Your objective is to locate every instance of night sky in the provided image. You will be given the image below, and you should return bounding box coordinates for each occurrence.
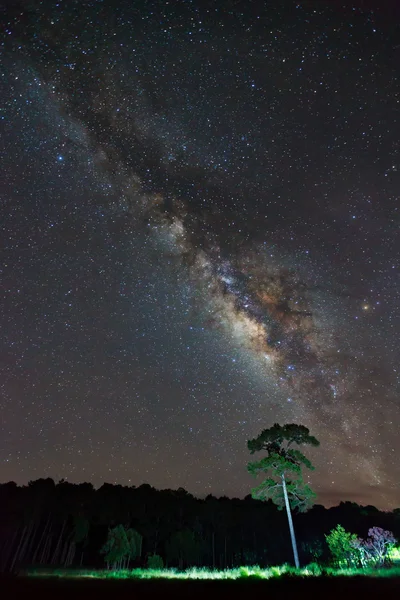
[1,1,399,509]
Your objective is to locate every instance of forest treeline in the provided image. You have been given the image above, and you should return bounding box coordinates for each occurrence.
[0,478,399,572]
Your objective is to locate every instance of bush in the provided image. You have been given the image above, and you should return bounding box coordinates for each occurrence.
[147,553,164,569]
[325,525,358,567]
[305,562,322,576]
[353,527,396,567]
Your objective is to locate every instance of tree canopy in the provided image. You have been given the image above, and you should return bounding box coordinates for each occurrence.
[247,423,320,511]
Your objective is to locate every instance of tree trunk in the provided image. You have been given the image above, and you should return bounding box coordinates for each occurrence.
[281,473,299,568]
[67,542,76,567]
[1,528,18,572]
[40,532,51,564]
[17,520,35,568]
[33,515,51,564]
[44,535,52,565]
[224,535,227,568]
[153,527,159,554]
[60,538,69,565]
[26,521,39,563]
[10,525,28,572]
[212,531,215,569]
[51,520,66,564]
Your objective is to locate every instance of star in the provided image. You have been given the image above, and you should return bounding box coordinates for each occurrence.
[0,0,399,510]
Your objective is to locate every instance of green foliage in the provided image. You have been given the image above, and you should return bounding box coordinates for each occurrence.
[389,545,400,563]
[304,562,322,576]
[147,554,164,569]
[325,525,358,567]
[100,525,141,569]
[248,423,320,456]
[126,528,142,561]
[250,473,316,512]
[247,423,319,510]
[100,525,130,568]
[238,566,263,579]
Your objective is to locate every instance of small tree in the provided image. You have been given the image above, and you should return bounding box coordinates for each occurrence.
[325,524,358,567]
[100,525,130,570]
[367,527,396,566]
[353,527,396,567]
[126,528,142,567]
[147,553,164,569]
[247,423,319,568]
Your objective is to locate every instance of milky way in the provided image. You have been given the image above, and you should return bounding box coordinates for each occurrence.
[1,1,399,508]
[153,202,330,387]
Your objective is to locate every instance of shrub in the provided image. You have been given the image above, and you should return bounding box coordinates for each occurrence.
[305,562,322,576]
[146,553,164,569]
[353,527,396,567]
[325,525,358,567]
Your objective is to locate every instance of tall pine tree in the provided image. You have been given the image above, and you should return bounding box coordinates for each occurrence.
[247,423,319,567]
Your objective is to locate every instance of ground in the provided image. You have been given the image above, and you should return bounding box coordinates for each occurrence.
[2,574,399,600]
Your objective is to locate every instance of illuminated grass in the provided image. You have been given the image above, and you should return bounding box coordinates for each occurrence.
[26,565,400,581]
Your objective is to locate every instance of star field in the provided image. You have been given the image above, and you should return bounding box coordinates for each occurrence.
[1,0,399,508]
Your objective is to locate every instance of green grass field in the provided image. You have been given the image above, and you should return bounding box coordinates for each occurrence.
[2,565,398,600]
[26,564,400,580]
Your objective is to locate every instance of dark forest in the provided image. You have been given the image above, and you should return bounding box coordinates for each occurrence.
[1,478,399,573]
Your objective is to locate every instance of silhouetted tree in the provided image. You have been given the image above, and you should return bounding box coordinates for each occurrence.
[0,477,399,572]
[165,529,203,569]
[126,528,142,567]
